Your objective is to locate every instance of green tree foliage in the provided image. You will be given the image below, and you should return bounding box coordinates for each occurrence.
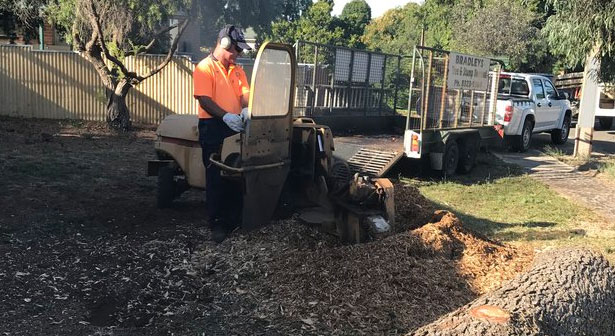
[362,3,422,54]
[218,0,296,40]
[544,0,615,82]
[0,0,46,42]
[452,0,541,70]
[269,0,344,46]
[420,0,453,49]
[0,0,45,27]
[280,0,312,21]
[362,0,555,72]
[296,0,344,44]
[339,0,371,48]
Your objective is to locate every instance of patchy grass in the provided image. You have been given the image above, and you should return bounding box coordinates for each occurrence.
[542,145,591,166]
[403,168,615,261]
[542,145,566,159]
[598,159,615,179]
[540,145,615,183]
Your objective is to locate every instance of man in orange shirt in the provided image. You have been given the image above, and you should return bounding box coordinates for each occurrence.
[193,25,252,243]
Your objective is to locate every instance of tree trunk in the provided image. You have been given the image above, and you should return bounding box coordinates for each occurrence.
[409,248,615,336]
[106,82,132,131]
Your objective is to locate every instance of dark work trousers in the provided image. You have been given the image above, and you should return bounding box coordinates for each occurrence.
[198,118,242,229]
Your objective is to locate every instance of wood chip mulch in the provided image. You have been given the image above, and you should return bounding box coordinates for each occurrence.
[0,117,534,335]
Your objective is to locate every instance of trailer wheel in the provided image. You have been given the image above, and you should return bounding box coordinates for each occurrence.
[157,166,176,209]
[598,117,613,130]
[457,139,478,174]
[442,141,459,177]
[513,120,533,152]
[551,115,570,145]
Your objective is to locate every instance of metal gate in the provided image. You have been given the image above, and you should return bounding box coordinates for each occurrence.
[405,46,502,131]
[293,41,407,117]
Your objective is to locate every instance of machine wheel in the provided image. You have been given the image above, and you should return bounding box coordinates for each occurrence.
[598,117,613,130]
[512,119,533,152]
[457,139,478,174]
[551,115,571,145]
[157,166,176,209]
[442,140,459,177]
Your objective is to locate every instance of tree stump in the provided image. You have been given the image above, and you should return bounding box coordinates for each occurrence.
[410,248,615,336]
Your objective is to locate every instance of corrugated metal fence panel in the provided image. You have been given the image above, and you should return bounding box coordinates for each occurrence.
[126,55,197,124]
[0,45,106,120]
[0,46,198,123]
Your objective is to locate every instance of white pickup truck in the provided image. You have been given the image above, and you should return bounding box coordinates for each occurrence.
[495,72,572,152]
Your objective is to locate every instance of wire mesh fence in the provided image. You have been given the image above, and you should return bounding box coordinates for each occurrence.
[406,46,502,131]
[293,41,405,118]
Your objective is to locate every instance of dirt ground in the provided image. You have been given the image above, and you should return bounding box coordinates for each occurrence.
[0,117,533,335]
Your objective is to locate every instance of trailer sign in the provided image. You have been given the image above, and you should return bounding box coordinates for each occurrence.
[447,52,490,91]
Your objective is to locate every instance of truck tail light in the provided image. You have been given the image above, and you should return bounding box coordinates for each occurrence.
[411,134,420,152]
[504,105,513,122]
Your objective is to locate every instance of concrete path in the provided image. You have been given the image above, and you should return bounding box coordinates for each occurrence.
[493,149,615,225]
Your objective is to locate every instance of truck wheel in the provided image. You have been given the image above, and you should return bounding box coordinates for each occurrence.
[598,117,613,130]
[551,115,571,145]
[457,139,478,174]
[513,120,533,152]
[157,166,176,209]
[442,141,459,177]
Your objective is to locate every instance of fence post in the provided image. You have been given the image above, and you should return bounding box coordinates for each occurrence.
[439,53,448,128]
[393,56,401,113]
[347,50,355,113]
[469,89,475,127]
[364,53,372,116]
[310,45,319,117]
[379,55,387,114]
[329,46,335,114]
[422,51,433,130]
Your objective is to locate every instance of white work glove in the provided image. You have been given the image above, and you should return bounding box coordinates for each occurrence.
[240,107,250,122]
[222,113,244,132]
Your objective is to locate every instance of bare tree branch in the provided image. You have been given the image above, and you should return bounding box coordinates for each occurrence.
[134,17,191,83]
[125,23,182,56]
[86,1,135,80]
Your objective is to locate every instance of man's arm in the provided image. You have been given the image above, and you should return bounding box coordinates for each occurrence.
[196,96,228,119]
[240,93,249,108]
[197,95,244,132]
[238,68,250,108]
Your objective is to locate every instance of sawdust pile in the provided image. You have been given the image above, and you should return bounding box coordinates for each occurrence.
[413,211,533,294]
[394,183,437,232]
[0,118,533,335]
[192,191,533,335]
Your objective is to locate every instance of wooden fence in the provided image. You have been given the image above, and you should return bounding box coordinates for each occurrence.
[0,45,198,124]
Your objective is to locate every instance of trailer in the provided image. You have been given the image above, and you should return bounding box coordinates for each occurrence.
[293,42,502,177]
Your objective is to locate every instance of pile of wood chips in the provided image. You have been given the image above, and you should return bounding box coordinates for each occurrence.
[0,118,533,335]
[192,184,534,335]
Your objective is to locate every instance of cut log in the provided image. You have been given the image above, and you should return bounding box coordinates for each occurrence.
[410,248,615,336]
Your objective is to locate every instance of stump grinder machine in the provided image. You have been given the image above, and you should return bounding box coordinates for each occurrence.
[147,42,395,243]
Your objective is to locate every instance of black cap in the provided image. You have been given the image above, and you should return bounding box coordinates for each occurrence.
[218,25,252,51]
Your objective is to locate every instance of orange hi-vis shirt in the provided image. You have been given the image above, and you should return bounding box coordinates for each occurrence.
[193,55,250,119]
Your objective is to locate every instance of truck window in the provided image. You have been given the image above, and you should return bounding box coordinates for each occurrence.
[498,77,529,96]
[532,79,545,99]
[544,80,557,98]
[498,77,511,94]
[600,92,615,109]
